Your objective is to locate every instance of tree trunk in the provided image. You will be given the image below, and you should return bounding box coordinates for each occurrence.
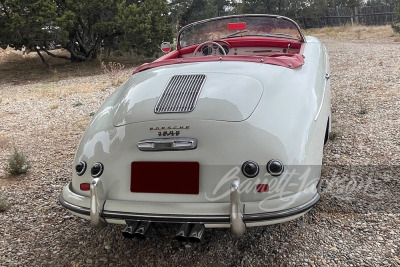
[65,39,87,62]
[35,47,49,67]
[41,48,71,60]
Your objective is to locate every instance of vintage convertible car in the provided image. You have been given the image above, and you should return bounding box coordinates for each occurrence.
[60,14,331,241]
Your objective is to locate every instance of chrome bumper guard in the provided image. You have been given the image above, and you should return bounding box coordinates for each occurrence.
[60,181,320,234]
[90,178,106,227]
[230,180,246,236]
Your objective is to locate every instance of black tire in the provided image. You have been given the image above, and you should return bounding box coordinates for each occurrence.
[324,118,330,145]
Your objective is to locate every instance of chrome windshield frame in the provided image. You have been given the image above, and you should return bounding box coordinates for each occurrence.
[177,14,306,49]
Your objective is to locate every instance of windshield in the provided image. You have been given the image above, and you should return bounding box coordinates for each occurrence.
[178,15,304,48]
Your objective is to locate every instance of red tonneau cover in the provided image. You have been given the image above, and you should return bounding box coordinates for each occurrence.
[134,54,304,74]
[133,37,305,74]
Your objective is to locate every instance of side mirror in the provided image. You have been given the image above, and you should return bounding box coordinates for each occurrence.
[161,42,171,53]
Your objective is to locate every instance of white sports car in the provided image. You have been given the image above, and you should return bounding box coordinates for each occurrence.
[60,14,331,241]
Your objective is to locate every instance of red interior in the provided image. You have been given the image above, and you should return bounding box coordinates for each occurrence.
[177,37,302,55]
[137,37,305,73]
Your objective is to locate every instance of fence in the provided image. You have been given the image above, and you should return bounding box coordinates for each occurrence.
[299,5,395,28]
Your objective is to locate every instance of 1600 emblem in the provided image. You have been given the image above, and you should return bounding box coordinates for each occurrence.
[150,126,189,137]
[158,131,180,137]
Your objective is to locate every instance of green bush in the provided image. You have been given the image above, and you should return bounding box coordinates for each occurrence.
[0,190,10,212]
[4,147,31,176]
[392,23,400,34]
[393,1,400,34]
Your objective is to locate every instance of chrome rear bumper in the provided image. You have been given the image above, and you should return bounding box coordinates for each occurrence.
[59,180,320,236]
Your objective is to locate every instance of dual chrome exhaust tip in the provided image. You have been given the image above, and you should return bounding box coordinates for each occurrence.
[122,180,246,241]
[122,221,206,243]
[122,221,152,240]
[175,223,205,243]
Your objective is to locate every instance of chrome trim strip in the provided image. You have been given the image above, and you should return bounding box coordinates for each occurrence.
[230,180,246,236]
[59,194,90,215]
[244,193,320,221]
[314,73,330,121]
[102,210,229,223]
[90,178,106,227]
[60,193,320,224]
[137,137,197,151]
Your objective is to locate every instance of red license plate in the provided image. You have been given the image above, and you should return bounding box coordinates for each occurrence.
[131,162,199,194]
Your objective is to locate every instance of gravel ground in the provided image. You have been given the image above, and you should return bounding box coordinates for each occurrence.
[0,37,399,266]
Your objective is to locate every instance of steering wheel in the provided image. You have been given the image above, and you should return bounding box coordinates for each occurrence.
[193,41,227,57]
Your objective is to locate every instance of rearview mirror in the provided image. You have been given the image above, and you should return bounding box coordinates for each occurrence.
[161,42,171,53]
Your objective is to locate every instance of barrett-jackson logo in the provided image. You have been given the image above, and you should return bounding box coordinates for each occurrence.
[150,126,190,131]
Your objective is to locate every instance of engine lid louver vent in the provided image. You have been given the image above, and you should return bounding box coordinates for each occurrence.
[155,74,206,113]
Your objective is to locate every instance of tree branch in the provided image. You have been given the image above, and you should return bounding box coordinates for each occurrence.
[65,45,87,62]
[0,0,10,18]
[74,32,90,55]
[40,48,71,60]
[35,47,49,67]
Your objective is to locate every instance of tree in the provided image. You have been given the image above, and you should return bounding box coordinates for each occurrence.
[116,0,173,57]
[170,0,231,27]
[179,0,218,25]
[240,0,296,15]
[0,0,12,48]
[392,0,400,33]
[0,0,60,65]
[0,0,173,65]
[56,0,120,62]
[328,0,363,8]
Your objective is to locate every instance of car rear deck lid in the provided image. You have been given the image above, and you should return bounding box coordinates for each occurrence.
[112,70,264,126]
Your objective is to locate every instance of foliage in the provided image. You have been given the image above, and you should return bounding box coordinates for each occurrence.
[392,0,400,33]
[169,0,229,27]
[4,147,31,176]
[0,0,173,64]
[241,0,290,14]
[329,0,363,8]
[0,190,10,212]
[116,0,173,57]
[179,0,218,26]
[56,0,119,61]
[0,0,59,56]
[0,0,392,64]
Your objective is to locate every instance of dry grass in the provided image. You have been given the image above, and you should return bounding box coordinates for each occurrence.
[0,47,139,102]
[304,24,397,40]
[0,48,103,85]
[0,47,142,86]
[76,117,92,131]
[31,81,109,98]
[0,133,12,151]
[101,61,128,86]
[0,189,10,212]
